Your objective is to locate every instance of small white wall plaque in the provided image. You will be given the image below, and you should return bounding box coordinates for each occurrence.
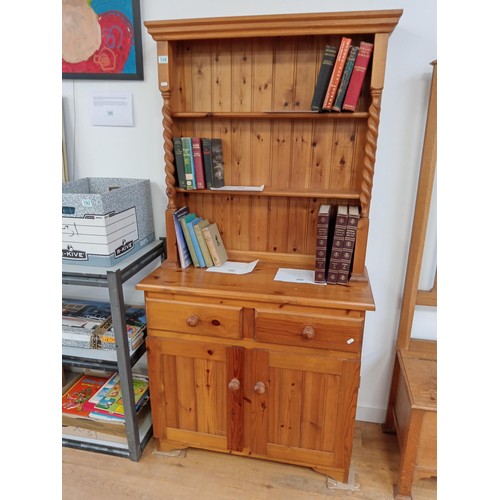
[89,90,134,127]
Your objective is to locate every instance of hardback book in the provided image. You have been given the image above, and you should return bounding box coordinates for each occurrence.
[181,137,196,189]
[180,212,200,267]
[83,372,119,413]
[327,205,349,284]
[310,45,338,111]
[342,41,374,112]
[187,216,206,267]
[202,222,228,266]
[92,375,149,418]
[191,137,206,189]
[211,138,225,188]
[173,137,187,189]
[322,37,352,110]
[173,205,193,268]
[62,374,111,418]
[332,45,359,112]
[314,204,334,283]
[193,219,214,267]
[337,205,360,285]
[201,138,214,189]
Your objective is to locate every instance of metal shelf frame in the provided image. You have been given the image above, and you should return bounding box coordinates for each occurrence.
[62,240,165,461]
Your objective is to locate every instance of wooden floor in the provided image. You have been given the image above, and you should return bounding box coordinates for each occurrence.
[62,421,436,499]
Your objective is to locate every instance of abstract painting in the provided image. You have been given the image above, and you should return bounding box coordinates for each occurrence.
[62,0,143,80]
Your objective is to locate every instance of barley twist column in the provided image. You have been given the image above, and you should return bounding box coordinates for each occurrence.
[161,89,177,210]
[360,89,382,218]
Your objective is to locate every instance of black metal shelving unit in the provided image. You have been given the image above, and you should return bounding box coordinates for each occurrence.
[62,239,165,461]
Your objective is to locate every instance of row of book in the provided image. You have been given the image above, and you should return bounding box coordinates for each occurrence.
[174,137,225,190]
[62,299,147,353]
[62,371,149,423]
[173,206,228,269]
[311,38,374,113]
[314,204,360,285]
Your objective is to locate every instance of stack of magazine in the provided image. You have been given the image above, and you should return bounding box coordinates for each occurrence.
[62,299,146,353]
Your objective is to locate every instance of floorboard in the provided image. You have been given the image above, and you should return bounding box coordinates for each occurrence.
[62,421,436,499]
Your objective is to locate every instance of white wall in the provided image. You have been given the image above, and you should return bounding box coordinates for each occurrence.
[61,0,437,423]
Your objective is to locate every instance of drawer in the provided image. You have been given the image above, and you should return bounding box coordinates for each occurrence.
[255,309,363,352]
[146,298,242,339]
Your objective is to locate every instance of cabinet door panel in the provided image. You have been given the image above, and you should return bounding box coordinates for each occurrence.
[147,337,228,451]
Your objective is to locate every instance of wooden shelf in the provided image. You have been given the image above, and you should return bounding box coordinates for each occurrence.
[172,111,369,120]
[176,188,361,199]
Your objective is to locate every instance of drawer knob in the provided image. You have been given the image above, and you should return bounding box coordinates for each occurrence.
[301,325,315,340]
[186,315,199,327]
[228,378,241,391]
[253,381,266,395]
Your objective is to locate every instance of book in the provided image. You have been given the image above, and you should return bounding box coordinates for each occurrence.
[201,138,214,189]
[314,204,334,283]
[332,45,359,112]
[202,222,228,266]
[322,37,352,110]
[327,205,349,284]
[173,205,193,268]
[191,137,206,189]
[310,45,338,111]
[181,137,196,189]
[179,212,200,267]
[211,138,225,188]
[193,219,214,267]
[342,41,374,112]
[173,137,187,188]
[187,216,206,267]
[337,205,360,285]
[83,372,120,413]
[92,375,149,418]
[62,374,111,418]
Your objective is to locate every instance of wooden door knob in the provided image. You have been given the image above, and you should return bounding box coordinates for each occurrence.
[186,315,199,327]
[301,325,315,339]
[228,378,241,391]
[253,381,266,394]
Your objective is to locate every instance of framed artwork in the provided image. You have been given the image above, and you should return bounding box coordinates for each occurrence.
[62,0,143,80]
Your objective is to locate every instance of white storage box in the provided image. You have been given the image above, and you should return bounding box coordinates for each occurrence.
[62,177,155,266]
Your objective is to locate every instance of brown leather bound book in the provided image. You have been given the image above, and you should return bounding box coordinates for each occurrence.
[314,204,334,283]
[342,41,374,112]
[322,37,352,110]
[326,205,349,284]
[337,205,360,285]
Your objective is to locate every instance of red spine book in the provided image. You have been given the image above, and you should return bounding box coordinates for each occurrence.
[322,37,352,110]
[326,205,348,284]
[191,137,206,189]
[337,205,360,285]
[342,41,374,112]
[314,204,334,283]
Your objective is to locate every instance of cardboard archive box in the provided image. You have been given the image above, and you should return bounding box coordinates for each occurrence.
[62,177,155,267]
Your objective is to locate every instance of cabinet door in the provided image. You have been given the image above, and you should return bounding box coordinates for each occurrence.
[147,336,232,452]
[244,348,360,477]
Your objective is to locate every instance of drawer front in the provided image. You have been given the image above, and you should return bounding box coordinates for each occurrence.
[147,298,242,339]
[255,310,363,352]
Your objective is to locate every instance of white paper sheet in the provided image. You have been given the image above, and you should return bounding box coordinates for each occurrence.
[274,268,327,285]
[206,260,259,275]
[209,185,264,191]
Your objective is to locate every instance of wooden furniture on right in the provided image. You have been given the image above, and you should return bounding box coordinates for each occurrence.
[383,61,437,500]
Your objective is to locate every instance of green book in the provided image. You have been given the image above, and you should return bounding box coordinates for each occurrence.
[193,219,214,267]
[332,45,359,112]
[179,213,200,266]
[173,137,187,188]
[181,137,196,189]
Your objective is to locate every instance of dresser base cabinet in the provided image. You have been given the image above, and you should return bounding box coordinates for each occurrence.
[138,264,374,483]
